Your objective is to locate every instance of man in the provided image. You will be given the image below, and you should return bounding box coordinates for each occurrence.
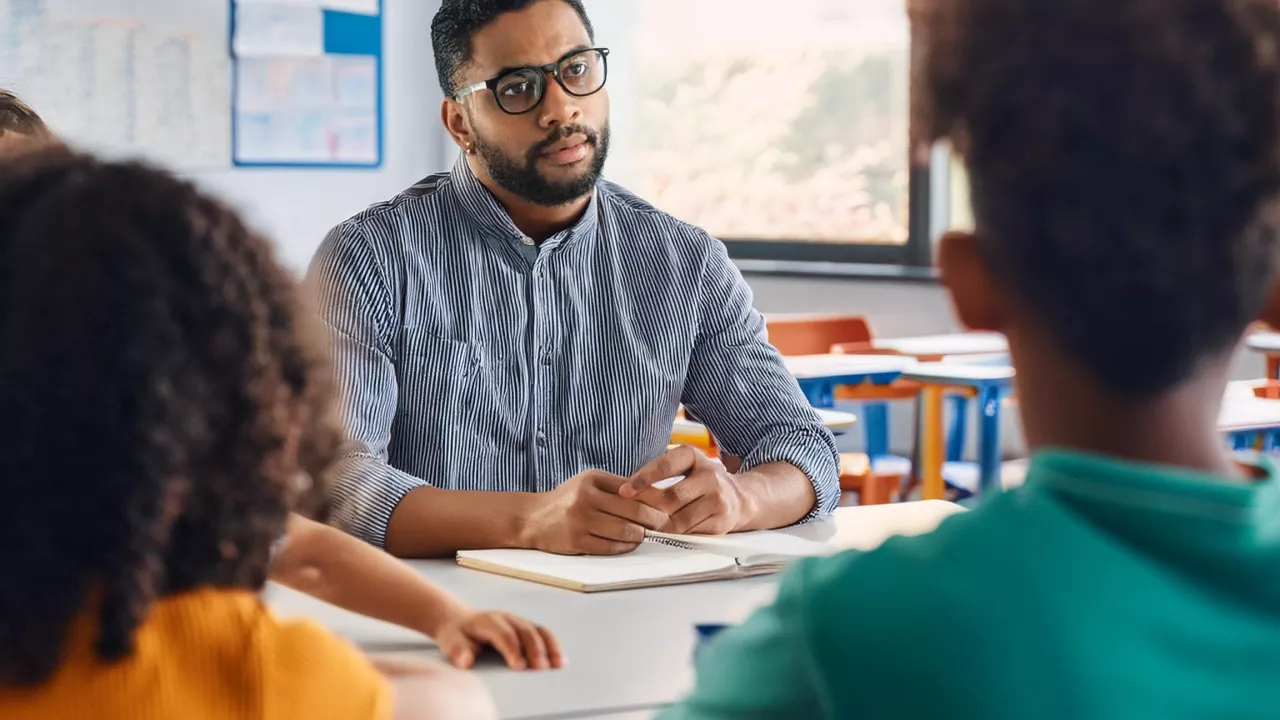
[308,0,840,558]
[663,0,1280,717]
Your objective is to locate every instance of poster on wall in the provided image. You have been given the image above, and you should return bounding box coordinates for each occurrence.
[230,0,382,167]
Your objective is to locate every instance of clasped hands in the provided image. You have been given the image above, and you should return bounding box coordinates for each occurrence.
[520,445,757,556]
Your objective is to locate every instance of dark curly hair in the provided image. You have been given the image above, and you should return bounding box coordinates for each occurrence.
[919,0,1280,395]
[432,0,594,96]
[0,148,344,686]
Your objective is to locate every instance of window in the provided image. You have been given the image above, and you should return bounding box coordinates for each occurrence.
[603,0,929,267]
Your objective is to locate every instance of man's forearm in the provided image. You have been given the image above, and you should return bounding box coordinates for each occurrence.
[384,486,540,558]
[735,462,819,531]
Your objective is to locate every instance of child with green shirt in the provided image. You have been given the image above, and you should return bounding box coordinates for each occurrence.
[662,0,1280,717]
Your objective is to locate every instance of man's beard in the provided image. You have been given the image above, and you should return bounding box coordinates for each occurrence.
[473,123,611,207]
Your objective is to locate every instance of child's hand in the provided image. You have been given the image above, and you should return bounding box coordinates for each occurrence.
[435,611,564,671]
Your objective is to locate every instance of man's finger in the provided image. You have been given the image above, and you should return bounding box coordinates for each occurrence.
[581,534,641,556]
[620,445,701,498]
[584,511,647,544]
[590,487,670,529]
[583,470,631,495]
[664,494,722,535]
[633,468,714,515]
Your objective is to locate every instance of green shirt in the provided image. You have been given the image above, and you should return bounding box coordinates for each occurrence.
[662,450,1280,719]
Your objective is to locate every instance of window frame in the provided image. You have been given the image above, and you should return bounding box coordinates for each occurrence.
[701,0,935,270]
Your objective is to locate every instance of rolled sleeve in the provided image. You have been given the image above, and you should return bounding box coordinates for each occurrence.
[307,221,425,547]
[680,235,841,521]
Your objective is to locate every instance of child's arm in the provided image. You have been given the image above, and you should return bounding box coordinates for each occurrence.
[272,514,563,670]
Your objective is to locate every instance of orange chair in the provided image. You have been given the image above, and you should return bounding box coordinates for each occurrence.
[766,314,914,505]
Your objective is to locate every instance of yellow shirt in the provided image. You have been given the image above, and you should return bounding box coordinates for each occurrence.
[0,588,391,719]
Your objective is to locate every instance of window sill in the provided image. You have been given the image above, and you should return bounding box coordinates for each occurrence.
[733,259,940,283]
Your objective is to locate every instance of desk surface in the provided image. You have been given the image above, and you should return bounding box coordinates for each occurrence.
[674,408,857,436]
[1218,392,1280,432]
[875,332,1009,358]
[784,353,914,380]
[269,501,965,720]
[1246,331,1280,353]
[901,362,1017,385]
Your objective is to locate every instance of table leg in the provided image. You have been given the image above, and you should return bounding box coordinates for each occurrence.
[864,402,890,459]
[978,385,1002,495]
[920,385,945,500]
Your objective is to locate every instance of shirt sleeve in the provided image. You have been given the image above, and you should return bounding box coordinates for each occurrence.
[679,235,841,521]
[267,617,393,719]
[307,221,427,548]
[657,561,828,720]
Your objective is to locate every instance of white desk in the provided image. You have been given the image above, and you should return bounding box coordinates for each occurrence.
[674,408,857,437]
[874,332,1008,359]
[1246,331,1280,353]
[783,353,914,380]
[268,501,965,720]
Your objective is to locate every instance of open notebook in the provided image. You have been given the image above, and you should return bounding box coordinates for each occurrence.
[456,530,833,593]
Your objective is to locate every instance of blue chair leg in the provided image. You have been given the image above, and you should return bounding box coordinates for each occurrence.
[946,395,969,462]
[863,401,890,461]
[977,386,1002,495]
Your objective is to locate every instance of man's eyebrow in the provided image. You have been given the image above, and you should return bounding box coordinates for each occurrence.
[490,45,592,80]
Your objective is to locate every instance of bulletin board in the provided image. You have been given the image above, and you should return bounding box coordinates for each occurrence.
[229,0,383,168]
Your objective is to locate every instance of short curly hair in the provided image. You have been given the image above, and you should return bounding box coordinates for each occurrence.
[919,0,1280,395]
[0,149,344,686]
[431,0,594,96]
[0,90,49,139]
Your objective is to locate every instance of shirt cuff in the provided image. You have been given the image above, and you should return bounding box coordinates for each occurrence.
[327,454,426,548]
[740,427,842,523]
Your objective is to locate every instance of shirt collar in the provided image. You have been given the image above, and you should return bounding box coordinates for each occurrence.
[1026,448,1280,546]
[449,157,600,250]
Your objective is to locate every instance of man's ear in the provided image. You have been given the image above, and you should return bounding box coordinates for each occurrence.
[937,230,1004,332]
[441,99,473,153]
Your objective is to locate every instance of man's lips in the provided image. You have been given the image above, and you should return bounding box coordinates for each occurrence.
[541,135,591,165]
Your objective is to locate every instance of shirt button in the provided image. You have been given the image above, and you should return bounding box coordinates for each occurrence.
[539,348,553,365]
[520,235,535,247]
[536,430,548,448]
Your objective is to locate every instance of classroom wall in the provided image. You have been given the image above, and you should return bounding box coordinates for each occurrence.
[193,0,444,273]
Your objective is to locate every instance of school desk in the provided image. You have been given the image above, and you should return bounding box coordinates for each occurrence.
[1246,331,1280,379]
[869,332,1009,360]
[671,408,858,449]
[1218,385,1280,451]
[900,363,1017,501]
[268,501,965,720]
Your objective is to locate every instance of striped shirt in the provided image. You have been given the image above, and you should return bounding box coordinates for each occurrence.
[308,159,841,547]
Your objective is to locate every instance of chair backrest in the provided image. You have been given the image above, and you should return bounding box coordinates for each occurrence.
[765,314,873,356]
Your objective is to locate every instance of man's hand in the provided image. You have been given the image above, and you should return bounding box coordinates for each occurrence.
[520,470,670,555]
[620,445,758,535]
[434,610,564,671]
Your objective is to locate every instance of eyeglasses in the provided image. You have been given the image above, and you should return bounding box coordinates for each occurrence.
[453,48,610,116]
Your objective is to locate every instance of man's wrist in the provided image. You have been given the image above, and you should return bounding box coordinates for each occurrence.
[509,492,544,550]
[728,469,764,531]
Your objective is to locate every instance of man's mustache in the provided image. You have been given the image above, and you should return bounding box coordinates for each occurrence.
[533,125,599,155]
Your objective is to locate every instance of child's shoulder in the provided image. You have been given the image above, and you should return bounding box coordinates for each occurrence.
[262,611,393,719]
[785,491,1058,658]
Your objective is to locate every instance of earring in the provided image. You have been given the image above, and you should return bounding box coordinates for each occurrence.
[465,143,474,155]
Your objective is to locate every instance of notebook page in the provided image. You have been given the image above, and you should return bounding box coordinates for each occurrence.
[457,542,736,588]
[647,529,832,563]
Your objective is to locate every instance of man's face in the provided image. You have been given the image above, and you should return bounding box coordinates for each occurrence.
[456,0,611,206]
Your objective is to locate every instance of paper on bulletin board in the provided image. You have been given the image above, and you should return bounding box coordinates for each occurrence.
[233,2,324,57]
[321,0,378,14]
[234,55,378,165]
